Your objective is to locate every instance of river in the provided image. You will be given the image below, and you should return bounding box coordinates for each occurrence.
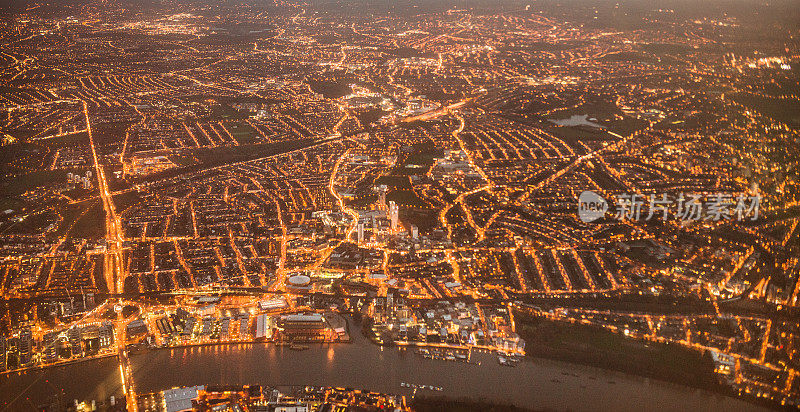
[0,317,771,412]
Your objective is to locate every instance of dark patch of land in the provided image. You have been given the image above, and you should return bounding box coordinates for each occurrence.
[138,138,319,184]
[514,312,722,391]
[308,80,352,99]
[731,93,800,128]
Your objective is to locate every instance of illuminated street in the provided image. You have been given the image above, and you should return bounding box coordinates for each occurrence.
[0,0,798,410]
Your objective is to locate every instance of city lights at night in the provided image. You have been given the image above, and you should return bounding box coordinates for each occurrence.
[0,0,798,410]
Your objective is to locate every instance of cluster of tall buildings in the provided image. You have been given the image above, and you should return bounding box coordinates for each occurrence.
[355,184,401,244]
[376,185,399,230]
[66,171,93,189]
[355,201,412,244]
[1,321,114,371]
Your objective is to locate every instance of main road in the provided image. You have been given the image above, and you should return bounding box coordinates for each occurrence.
[83,100,137,411]
[83,100,125,295]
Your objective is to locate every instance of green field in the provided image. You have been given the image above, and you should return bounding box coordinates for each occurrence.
[226,122,260,145]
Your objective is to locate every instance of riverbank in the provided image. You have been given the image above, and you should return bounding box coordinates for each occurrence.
[516,312,719,389]
[0,351,117,378]
[0,316,777,411]
[514,311,780,411]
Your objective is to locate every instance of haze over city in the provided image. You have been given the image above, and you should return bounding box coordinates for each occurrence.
[0,0,798,411]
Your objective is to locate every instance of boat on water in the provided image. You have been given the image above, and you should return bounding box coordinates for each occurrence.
[498,355,517,367]
[289,344,309,351]
[400,383,442,392]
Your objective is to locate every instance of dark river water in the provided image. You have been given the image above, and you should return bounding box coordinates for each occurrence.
[0,317,771,412]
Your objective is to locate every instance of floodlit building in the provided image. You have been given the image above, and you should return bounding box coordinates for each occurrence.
[277,313,329,342]
[357,221,365,243]
[162,385,204,412]
[389,201,399,230]
[255,314,274,340]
